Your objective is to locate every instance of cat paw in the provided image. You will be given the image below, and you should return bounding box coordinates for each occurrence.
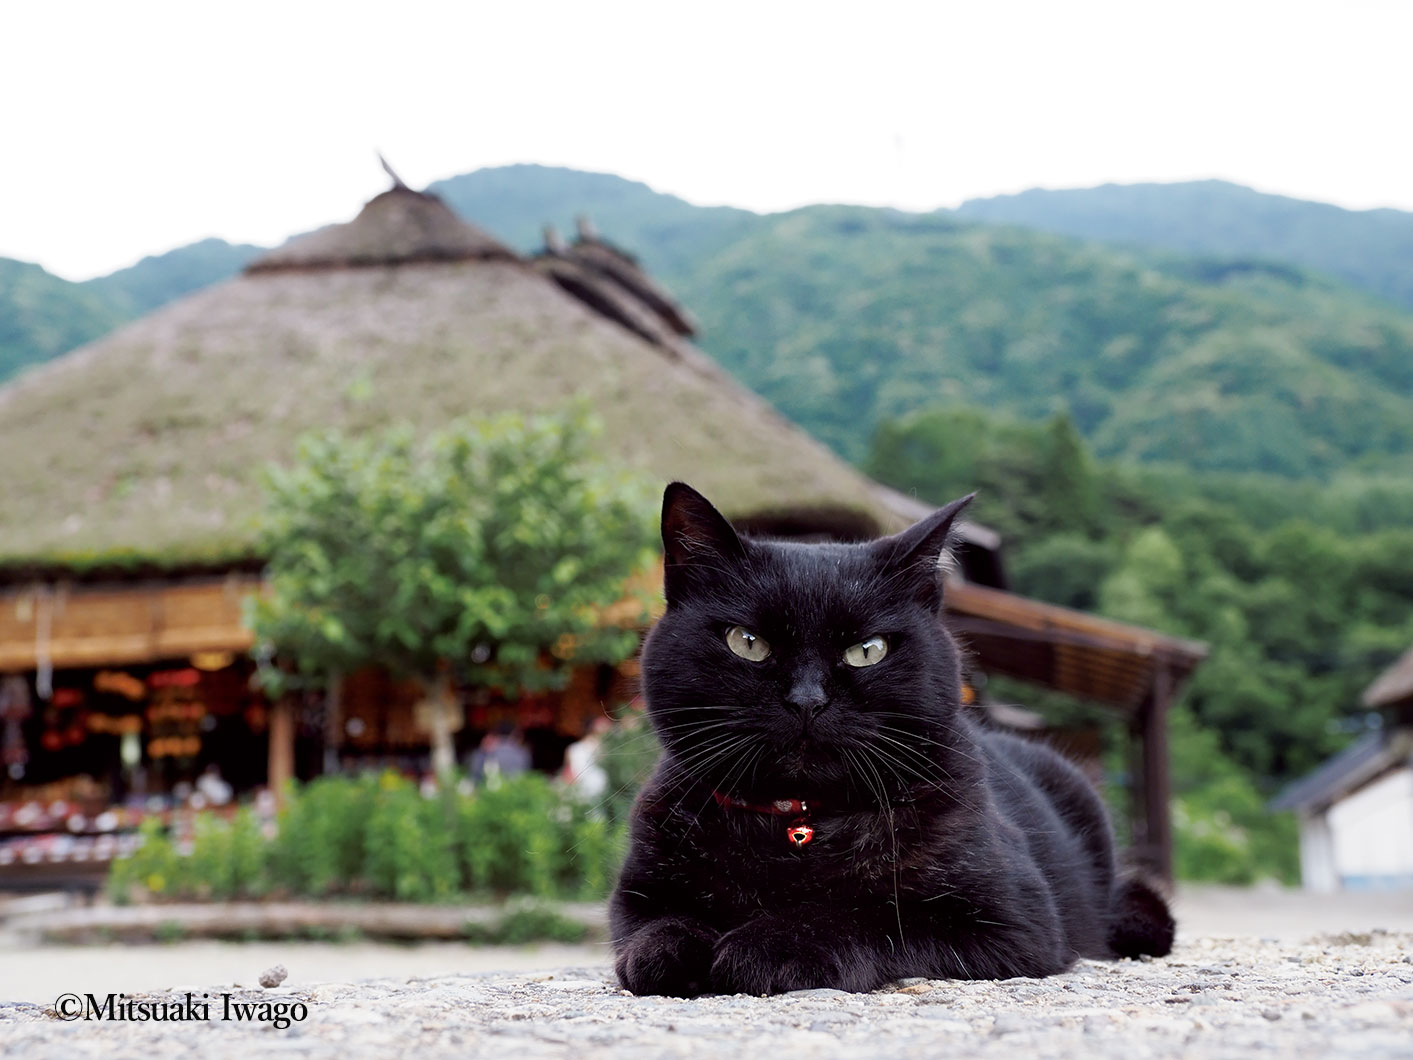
[615,917,718,997]
[710,917,854,995]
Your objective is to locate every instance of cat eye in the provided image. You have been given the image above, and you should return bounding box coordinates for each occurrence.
[844,635,888,668]
[725,625,771,662]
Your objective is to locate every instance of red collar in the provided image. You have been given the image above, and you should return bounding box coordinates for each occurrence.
[712,790,812,816]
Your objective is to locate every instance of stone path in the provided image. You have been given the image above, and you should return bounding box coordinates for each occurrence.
[3,932,1411,1059]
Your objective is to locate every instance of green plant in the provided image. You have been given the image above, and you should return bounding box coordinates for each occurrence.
[154,920,187,944]
[268,773,378,895]
[362,772,460,902]
[185,808,269,899]
[108,770,630,904]
[461,903,590,945]
[108,817,185,902]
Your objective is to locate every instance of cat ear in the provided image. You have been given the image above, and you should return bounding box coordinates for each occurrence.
[873,493,976,609]
[660,482,746,590]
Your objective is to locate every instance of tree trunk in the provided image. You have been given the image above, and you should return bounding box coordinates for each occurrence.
[268,695,295,808]
[425,672,457,781]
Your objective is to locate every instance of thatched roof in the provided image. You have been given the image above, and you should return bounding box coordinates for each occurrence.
[564,217,698,336]
[246,186,515,273]
[532,251,682,352]
[0,196,911,572]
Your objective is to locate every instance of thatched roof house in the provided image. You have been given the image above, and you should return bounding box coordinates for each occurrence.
[0,184,912,569]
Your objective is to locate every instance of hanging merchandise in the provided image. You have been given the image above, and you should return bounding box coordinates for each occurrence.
[40,688,87,752]
[145,670,205,760]
[95,671,147,701]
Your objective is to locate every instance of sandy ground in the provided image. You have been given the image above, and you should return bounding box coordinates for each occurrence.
[0,939,615,1005]
[1,885,1410,1006]
[5,937,1413,1060]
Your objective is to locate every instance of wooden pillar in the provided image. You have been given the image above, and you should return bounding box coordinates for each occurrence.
[322,671,343,776]
[268,695,295,806]
[1140,664,1175,882]
[1127,712,1149,862]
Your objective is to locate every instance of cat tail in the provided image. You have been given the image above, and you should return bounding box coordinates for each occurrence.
[1106,875,1175,958]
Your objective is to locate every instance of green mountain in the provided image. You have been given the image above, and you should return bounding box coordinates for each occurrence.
[0,258,127,381]
[956,180,1413,310]
[429,164,757,278]
[1,239,265,384]
[676,205,1413,476]
[83,237,264,315]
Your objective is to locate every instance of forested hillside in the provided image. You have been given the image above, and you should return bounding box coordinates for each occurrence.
[957,180,1413,310]
[83,237,262,315]
[0,240,262,384]
[673,206,1413,475]
[0,258,126,381]
[429,164,756,278]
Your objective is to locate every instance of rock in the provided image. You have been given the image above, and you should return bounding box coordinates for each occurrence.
[258,964,288,988]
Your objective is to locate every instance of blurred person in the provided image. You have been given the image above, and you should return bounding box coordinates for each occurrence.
[469,723,531,784]
[561,716,613,801]
[195,764,233,806]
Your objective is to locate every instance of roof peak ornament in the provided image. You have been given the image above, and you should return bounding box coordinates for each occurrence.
[378,152,409,191]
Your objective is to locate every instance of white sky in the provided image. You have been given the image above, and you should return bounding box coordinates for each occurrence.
[4,0,1411,281]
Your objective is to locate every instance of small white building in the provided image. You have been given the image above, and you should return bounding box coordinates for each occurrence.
[1274,646,1413,892]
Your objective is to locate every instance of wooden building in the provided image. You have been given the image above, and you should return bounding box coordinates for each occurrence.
[0,177,1205,885]
[1273,644,1413,891]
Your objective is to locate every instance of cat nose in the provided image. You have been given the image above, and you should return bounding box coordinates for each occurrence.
[786,672,830,720]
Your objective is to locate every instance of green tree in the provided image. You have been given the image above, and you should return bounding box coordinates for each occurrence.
[247,409,656,776]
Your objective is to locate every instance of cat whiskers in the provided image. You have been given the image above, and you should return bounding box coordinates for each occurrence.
[866,732,953,793]
[866,712,986,768]
[690,739,766,822]
[845,745,906,949]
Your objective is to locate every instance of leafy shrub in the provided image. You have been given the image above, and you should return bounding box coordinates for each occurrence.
[362,773,460,902]
[108,770,626,904]
[462,902,590,944]
[455,771,621,898]
[187,808,268,899]
[268,773,377,895]
[108,816,185,901]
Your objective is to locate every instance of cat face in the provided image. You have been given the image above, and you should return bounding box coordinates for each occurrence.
[640,483,975,803]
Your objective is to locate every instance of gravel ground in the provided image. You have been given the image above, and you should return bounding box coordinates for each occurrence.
[2,931,1411,1059]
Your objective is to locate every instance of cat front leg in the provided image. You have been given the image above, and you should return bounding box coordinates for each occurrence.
[710,910,887,995]
[614,914,719,997]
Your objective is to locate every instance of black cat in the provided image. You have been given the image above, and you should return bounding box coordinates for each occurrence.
[610,482,1174,997]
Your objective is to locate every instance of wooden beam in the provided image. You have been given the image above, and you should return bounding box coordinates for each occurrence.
[946,581,1209,665]
[0,577,260,671]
